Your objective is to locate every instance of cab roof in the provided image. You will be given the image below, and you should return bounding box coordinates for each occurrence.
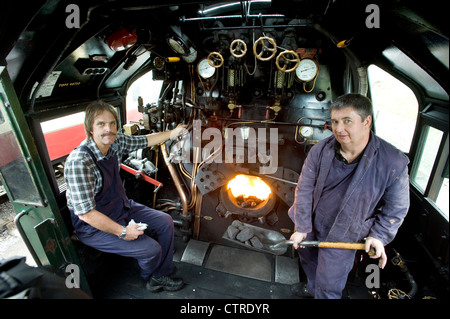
[1,0,448,115]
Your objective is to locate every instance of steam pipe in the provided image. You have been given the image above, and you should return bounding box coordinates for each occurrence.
[391,249,418,298]
[160,143,189,216]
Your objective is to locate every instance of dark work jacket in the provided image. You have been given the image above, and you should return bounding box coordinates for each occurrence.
[288,132,410,245]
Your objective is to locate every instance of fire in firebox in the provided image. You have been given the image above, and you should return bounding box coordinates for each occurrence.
[227,174,271,209]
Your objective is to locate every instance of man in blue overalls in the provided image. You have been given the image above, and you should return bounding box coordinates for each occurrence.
[288,94,410,299]
[65,100,186,292]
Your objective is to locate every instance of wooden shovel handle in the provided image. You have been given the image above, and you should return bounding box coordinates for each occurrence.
[318,241,375,256]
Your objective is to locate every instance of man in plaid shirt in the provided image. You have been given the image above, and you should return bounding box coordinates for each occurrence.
[65,100,186,292]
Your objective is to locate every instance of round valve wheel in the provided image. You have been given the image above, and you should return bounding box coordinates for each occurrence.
[230,39,247,58]
[207,51,224,68]
[253,36,277,61]
[276,50,300,73]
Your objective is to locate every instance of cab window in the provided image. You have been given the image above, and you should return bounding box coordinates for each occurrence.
[126,71,163,123]
[368,64,418,153]
[41,112,85,164]
[411,125,449,218]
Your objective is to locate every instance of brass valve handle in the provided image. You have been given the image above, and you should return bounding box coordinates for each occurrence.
[230,39,247,58]
[253,36,277,61]
[276,50,300,73]
[207,51,224,68]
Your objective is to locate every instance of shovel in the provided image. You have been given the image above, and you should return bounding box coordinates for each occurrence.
[269,240,375,256]
[222,221,376,256]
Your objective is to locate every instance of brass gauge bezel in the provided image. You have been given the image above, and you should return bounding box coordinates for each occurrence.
[299,125,314,138]
[197,57,216,79]
[295,58,319,82]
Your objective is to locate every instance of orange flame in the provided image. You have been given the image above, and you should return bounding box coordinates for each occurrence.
[227,174,271,201]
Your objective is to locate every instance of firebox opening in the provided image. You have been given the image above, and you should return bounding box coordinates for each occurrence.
[226,174,271,209]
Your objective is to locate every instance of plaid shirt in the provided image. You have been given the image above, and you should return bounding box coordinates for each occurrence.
[65,133,148,215]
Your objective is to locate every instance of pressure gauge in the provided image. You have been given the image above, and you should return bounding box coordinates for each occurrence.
[167,36,189,55]
[197,58,216,79]
[299,126,314,138]
[295,58,319,82]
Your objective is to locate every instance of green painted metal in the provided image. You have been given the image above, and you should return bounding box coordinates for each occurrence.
[0,66,92,296]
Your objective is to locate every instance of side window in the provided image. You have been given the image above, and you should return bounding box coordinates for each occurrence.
[435,156,449,217]
[126,71,163,123]
[411,126,449,218]
[0,105,44,206]
[368,65,418,153]
[41,112,85,164]
[411,126,443,192]
[40,112,86,191]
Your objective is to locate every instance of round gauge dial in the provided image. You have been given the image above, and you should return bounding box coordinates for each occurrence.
[197,58,216,79]
[299,126,314,138]
[295,58,319,82]
[168,37,188,55]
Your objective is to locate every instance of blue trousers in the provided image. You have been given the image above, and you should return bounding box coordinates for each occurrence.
[298,232,356,299]
[77,200,174,280]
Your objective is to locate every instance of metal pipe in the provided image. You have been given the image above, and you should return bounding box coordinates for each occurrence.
[197,24,312,31]
[193,194,203,240]
[258,173,297,186]
[180,14,286,23]
[160,143,189,216]
[391,249,418,298]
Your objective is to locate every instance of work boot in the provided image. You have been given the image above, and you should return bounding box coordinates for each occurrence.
[291,282,314,298]
[146,275,184,292]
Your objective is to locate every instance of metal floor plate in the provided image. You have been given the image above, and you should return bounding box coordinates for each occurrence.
[204,244,273,282]
[275,255,299,285]
[181,239,300,284]
[180,239,210,266]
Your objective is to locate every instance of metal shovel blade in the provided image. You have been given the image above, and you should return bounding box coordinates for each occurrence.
[267,240,294,255]
[222,222,291,255]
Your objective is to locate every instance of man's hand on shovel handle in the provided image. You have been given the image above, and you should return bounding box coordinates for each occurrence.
[365,236,387,269]
[290,231,308,249]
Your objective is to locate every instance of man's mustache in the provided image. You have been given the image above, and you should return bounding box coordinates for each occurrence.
[101,132,116,137]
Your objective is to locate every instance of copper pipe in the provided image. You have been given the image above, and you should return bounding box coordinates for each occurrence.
[193,193,203,239]
[160,143,189,216]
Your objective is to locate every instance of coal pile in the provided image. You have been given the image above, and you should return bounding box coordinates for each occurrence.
[226,220,264,249]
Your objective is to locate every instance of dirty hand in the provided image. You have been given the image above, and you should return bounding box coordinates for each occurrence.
[365,236,387,269]
[124,224,144,241]
[170,124,188,140]
[290,231,308,250]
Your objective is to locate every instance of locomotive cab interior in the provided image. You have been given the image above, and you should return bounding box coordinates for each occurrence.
[0,0,448,301]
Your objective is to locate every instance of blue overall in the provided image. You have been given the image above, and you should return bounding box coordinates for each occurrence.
[298,157,359,299]
[70,146,174,280]
[288,132,410,298]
